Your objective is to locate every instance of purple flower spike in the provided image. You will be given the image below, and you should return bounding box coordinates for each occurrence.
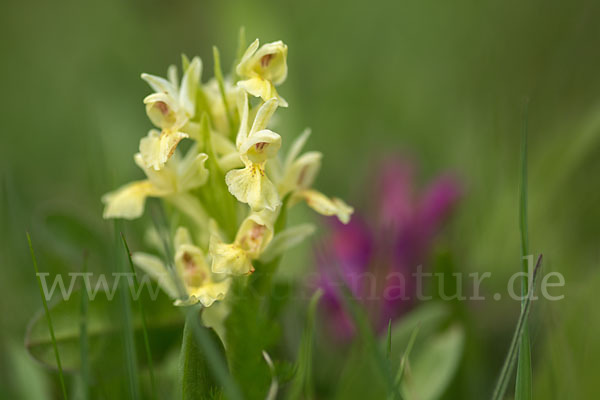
[313,156,461,340]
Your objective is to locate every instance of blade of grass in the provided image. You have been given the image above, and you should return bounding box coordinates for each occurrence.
[287,289,323,400]
[386,319,392,363]
[121,233,157,400]
[27,232,68,400]
[337,282,403,400]
[386,325,420,400]
[213,46,234,136]
[491,255,542,400]
[515,100,532,400]
[114,223,140,400]
[79,251,90,400]
[394,324,420,386]
[232,26,246,79]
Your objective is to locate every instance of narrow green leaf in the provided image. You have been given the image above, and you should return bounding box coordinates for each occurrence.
[386,319,392,363]
[114,225,140,400]
[122,233,157,400]
[180,311,224,400]
[337,282,403,400]
[79,252,90,400]
[197,113,237,240]
[491,255,543,400]
[212,46,234,136]
[516,100,532,400]
[287,289,323,400]
[182,309,243,400]
[232,26,246,78]
[27,233,68,400]
[394,325,420,388]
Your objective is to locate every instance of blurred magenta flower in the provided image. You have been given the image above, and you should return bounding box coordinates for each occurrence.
[314,157,461,339]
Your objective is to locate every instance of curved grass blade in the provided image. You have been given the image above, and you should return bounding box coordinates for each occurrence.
[213,46,234,136]
[287,289,323,400]
[121,233,157,400]
[27,232,68,400]
[516,100,532,400]
[114,224,140,400]
[337,282,403,400]
[491,255,543,400]
[79,251,90,400]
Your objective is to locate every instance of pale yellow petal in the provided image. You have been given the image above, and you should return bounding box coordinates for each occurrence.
[141,72,177,96]
[239,129,281,164]
[144,93,179,130]
[186,279,231,307]
[279,151,322,195]
[132,252,179,298]
[101,180,157,219]
[225,164,281,211]
[179,56,201,116]
[299,189,354,224]
[139,129,188,171]
[249,98,278,136]
[234,213,274,259]
[209,236,254,275]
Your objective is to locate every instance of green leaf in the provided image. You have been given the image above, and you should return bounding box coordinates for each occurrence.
[491,255,543,400]
[392,325,420,394]
[179,311,227,400]
[401,325,464,400]
[196,113,237,240]
[212,46,234,137]
[287,289,323,400]
[25,289,183,372]
[122,233,157,400]
[516,100,532,400]
[28,233,68,400]
[224,278,277,399]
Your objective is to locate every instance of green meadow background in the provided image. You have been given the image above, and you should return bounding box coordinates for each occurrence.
[1,0,599,398]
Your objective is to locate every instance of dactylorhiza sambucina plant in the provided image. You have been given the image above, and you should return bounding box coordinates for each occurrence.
[101,38,353,313]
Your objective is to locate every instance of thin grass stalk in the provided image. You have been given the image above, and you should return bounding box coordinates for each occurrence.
[491,255,543,400]
[27,233,68,400]
[121,233,157,400]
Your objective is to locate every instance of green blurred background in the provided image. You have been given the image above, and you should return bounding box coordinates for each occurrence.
[2,0,600,398]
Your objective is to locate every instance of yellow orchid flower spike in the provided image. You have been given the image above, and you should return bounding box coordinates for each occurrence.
[237,39,288,107]
[140,57,202,170]
[277,129,354,224]
[209,211,275,276]
[132,227,230,307]
[102,140,209,220]
[225,93,282,212]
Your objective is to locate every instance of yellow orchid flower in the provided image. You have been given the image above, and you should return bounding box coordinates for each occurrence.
[237,39,288,107]
[225,93,282,211]
[277,129,354,224]
[140,57,202,170]
[209,211,274,275]
[102,139,209,219]
[132,227,230,307]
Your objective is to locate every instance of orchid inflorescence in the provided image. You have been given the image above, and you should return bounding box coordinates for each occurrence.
[102,37,353,308]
